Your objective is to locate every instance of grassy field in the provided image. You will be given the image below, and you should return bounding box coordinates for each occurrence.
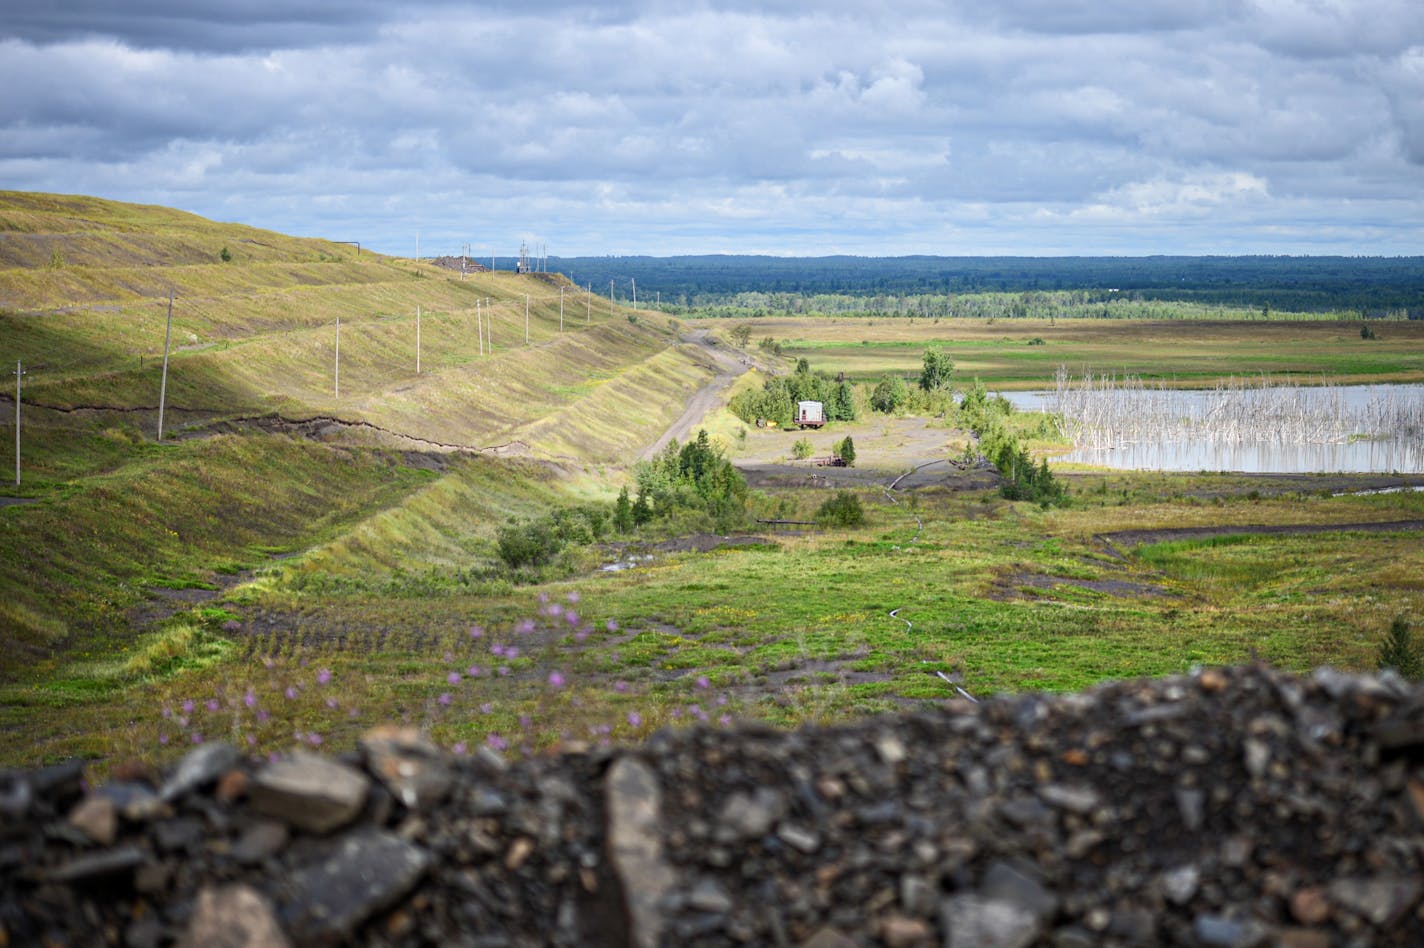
[3,192,1422,771]
[733,315,1424,386]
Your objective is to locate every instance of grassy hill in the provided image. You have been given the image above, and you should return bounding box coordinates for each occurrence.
[0,192,709,673]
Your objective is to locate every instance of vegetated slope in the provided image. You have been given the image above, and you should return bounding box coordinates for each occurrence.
[0,193,704,670]
[0,191,707,455]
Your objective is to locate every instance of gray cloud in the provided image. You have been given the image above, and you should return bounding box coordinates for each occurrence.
[1,1,1421,255]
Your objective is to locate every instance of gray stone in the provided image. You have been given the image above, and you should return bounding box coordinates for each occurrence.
[154,817,205,854]
[982,860,1058,923]
[249,751,369,834]
[720,786,783,839]
[941,894,1042,948]
[1037,783,1100,815]
[232,821,289,865]
[777,823,821,854]
[359,725,452,810]
[1175,787,1206,832]
[45,846,148,883]
[160,742,240,802]
[1328,875,1422,927]
[280,830,429,945]
[1243,739,1270,779]
[180,883,291,948]
[1192,914,1268,947]
[606,756,672,948]
[687,877,734,913]
[1161,864,1201,905]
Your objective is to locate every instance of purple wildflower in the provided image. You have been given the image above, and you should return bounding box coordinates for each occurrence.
[256,710,270,724]
[719,715,732,727]
[696,676,710,690]
[564,611,580,627]
[325,697,339,709]
[479,702,493,714]
[566,591,581,603]
[190,732,203,745]
[516,619,535,635]
[181,699,195,714]
[205,699,220,713]
[490,643,505,657]
[448,671,462,686]
[467,665,482,677]
[158,733,169,746]
[438,692,452,707]
[606,619,619,632]
[548,671,565,688]
[627,711,643,728]
[486,733,507,751]
[614,680,629,693]
[317,668,332,685]
[243,689,257,709]
[505,646,520,659]
[452,742,467,755]
[468,625,484,640]
[284,686,298,700]
[498,666,511,677]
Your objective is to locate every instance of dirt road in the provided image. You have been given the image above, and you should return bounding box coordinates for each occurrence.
[640,330,751,460]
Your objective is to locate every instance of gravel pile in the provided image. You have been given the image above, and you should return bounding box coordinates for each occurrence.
[5,663,1424,946]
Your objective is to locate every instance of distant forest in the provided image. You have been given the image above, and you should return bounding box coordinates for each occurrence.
[547,255,1424,317]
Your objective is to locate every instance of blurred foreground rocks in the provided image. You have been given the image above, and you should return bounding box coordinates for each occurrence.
[5,664,1424,946]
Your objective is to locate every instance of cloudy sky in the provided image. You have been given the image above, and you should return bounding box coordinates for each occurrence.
[3,1,1422,257]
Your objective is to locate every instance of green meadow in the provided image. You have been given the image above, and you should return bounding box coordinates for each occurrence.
[3,192,1422,771]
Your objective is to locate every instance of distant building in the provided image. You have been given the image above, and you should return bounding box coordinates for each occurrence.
[516,241,532,274]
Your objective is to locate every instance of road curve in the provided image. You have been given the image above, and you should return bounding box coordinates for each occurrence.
[640,330,752,460]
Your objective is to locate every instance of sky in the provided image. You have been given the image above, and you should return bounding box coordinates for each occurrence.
[2,1,1423,258]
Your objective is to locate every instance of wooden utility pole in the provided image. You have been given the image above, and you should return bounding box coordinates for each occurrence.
[335,316,340,398]
[586,285,591,323]
[486,299,493,352]
[13,361,22,486]
[157,291,174,441]
[416,305,422,374]
[476,300,483,356]
[559,286,564,332]
[525,295,530,344]
[632,278,638,311]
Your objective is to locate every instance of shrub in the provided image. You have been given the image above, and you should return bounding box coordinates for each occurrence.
[870,375,908,413]
[1361,323,1377,340]
[1379,616,1421,679]
[219,246,232,262]
[834,436,856,466]
[919,346,954,392]
[816,491,865,527]
[495,518,563,569]
[792,438,813,460]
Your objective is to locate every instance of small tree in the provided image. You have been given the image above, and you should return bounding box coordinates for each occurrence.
[631,491,653,526]
[613,486,633,533]
[730,324,753,347]
[1379,616,1422,679]
[919,346,954,392]
[219,246,232,262]
[791,438,813,460]
[834,436,856,466]
[870,375,908,413]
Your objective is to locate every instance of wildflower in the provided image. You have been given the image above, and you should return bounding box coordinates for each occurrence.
[317,668,332,685]
[438,693,452,707]
[504,645,520,660]
[181,699,195,714]
[486,733,507,751]
[491,643,505,657]
[452,742,467,755]
[564,611,580,627]
[262,657,275,669]
[627,711,643,728]
[190,732,203,745]
[467,665,482,677]
[606,619,619,633]
[307,733,323,746]
[245,734,256,746]
[448,671,462,686]
[719,715,732,727]
[284,686,298,700]
[479,702,494,714]
[325,697,339,709]
[468,625,484,640]
[158,733,169,746]
[548,671,566,688]
[498,666,511,677]
[516,619,535,635]
[566,591,580,604]
[696,676,710,690]
[256,710,270,724]
[205,699,220,713]
[574,630,589,643]
[243,689,257,709]
[519,715,532,729]
[161,705,172,719]
[443,651,454,662]
[716,694,728,706]
[614,680,629,693]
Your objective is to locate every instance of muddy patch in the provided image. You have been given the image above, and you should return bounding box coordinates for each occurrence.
[991,571,1178,602]
[1098,518,1424,551]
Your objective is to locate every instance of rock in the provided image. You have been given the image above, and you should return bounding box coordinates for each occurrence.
[941,894,1042,948]
[180,883,291,948]
[100,781,170,822]
[719,786,783,839]
[1161,864,1200,905]
[45,846,148,883]
[801,926,858,948]
[1274,929,1331,948]
[359,725,452,810]
[160,743,240,802]
[1037,783,1099,815]
[1191,914,1268,947]
[1175,786,1206,832]
[232,821,289,865]
[875,733,908,765]
[1289,886,1331,925]
[280,830,429,945]
[777,823,820,854]
[880,913,931,947]
[606,756,671,948]
[249,752,369,834]
[982,860,1058,923]
[687,877,733,913]
[1328,875,1422,927]
[68,795,117,846]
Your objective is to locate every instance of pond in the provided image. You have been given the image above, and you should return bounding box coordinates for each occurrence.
[1003,382,1424,473]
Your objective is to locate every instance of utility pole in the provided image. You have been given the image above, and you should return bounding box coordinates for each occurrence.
[335,316,340,398]
[416,305,422,374]
[559,286,564,332]
[157,291,174,441]
[416,231,420,265]
[13,361,23,486]
[586,285,591,323]
[476,300,483,356]
[487,299,493,352]
[632,278,638,311]
[610,280,615,317]
[525,295,530,344]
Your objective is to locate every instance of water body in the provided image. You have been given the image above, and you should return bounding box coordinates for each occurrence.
[1003,383,1424,473]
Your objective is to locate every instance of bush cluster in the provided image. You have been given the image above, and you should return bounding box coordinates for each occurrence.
[816,491,865,527]
[730,358,856,427]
